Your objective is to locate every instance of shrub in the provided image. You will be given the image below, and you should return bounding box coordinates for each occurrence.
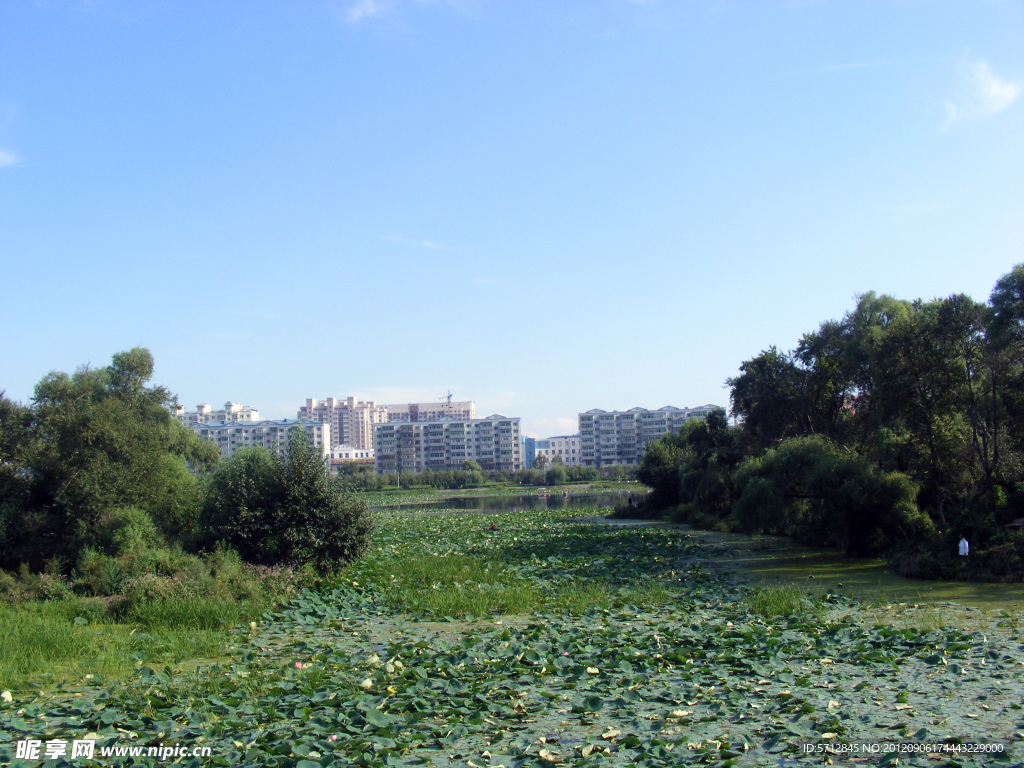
[202,431,373,573]
[96,507,162,556]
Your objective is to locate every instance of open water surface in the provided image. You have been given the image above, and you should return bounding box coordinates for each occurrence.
[378,490,633,513]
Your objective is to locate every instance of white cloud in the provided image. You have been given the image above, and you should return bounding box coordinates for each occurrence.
[944,56,1020,127]
[341,0,477,25]
[388,235,447,250]
[532,417,578,438]
[345,0,391,23]
[0,149,17,167]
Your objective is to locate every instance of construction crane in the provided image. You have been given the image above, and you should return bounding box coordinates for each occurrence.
[440,390,453,417]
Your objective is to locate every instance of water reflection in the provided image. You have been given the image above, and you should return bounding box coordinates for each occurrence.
[379,491,631,513]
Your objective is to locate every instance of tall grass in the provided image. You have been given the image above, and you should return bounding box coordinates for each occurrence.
[0,546,301,691]
[748,585,810,618]
[370,553,670,618]
[0,602,134,690]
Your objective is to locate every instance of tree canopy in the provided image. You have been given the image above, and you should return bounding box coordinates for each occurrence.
[1,348,218,569]
[638,266,1024,580]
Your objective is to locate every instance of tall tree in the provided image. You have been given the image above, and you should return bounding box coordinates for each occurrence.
[202,429,373,572]
[1,348,218,569]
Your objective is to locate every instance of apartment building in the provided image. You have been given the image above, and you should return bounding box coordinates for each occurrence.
[373,415,521,474]
[299,397,387,450]
[382,400,475,423]
[328,444,374,477]
[174,401,259,427]
[578,404,724,467]
[523,437,537,468]
[534,435,582,466]
[191,419,330,460]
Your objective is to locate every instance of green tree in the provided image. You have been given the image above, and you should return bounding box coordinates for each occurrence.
[2,349,218,569]
[545,464,567,486]
[871,300,973,528]
[731,436,931,556]
[202,430,372,573]
[728,347,812,451]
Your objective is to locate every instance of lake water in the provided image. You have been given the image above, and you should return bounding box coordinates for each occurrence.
[379,490,633,513]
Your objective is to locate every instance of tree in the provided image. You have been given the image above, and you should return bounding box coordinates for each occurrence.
[728,347,812,450]
[1,349,218,570]
[533,454,548,470]
[871,300,973,529]
[202,430,373,572]
[731,436,931,556]
[545,464,567,486]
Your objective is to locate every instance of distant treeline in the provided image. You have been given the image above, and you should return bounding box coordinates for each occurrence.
[334,459,634,491]
[637,265,1024,582]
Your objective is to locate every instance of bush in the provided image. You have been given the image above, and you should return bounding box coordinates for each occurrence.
[96,507,163,555]
[732,436,933,556]
[202,431,374,573]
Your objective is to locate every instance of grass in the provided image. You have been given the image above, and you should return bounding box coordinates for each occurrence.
[0,594,275,691]
[747,585,811,618]
[362,544,673,618]
[0,546,301,691]
[0,601,136,690]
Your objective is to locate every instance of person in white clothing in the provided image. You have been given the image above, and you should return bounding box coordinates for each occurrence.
[958,536,969,557]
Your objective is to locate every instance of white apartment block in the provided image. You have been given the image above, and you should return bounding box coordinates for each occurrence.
[192,419,330,460]
[579,404,724,467]
[535,435,582,466]
[299,397,388,450]
[382,400,475,423]
[373,415,521,474]
[328,444,375,477]
[174,401,260,428]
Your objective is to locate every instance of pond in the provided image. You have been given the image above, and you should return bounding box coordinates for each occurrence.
[383,489,1022,613]
[378,489,634,513]
[716,531,1024,612]
[581,521,1024,613]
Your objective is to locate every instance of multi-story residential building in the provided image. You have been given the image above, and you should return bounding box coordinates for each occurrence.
[373,415,521,474]
[299,397,387,450]
[174,401,259,427]
[382,399,475,423]
[191,419,329,460]
[523,437,537,468]
[328,444,374,477]
[534,435,582,466]
[578,404,724,467]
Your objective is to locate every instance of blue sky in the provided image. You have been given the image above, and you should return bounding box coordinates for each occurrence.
[2,0,1022,438]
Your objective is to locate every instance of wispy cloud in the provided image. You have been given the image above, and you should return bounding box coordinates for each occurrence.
[944,56,1020,128]
[531,417,577,438]
[388,235,451,251]
[342,0,472,25]
[817,59,900,74]
[345,0,391,23]
[0,149,18,167]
